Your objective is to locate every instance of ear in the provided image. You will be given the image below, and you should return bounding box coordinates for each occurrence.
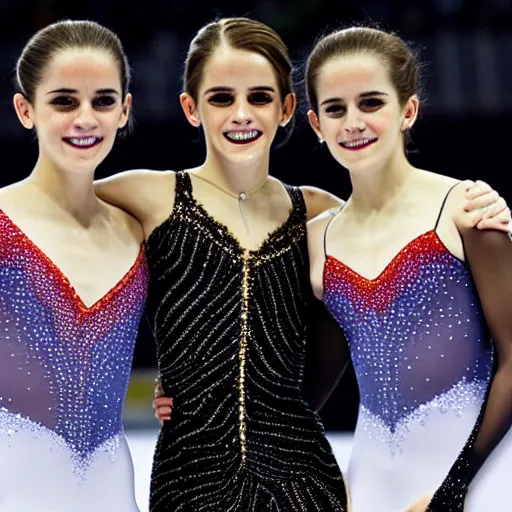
[279,93,297,127]
[307,109,323,141]
[118,93,132,129]
[180,92,201,127]
[401,94,419,132]
[13,93,34,130]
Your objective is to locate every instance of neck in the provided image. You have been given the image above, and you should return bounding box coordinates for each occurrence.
[197,149,270,196]
[348,149,416,217]
[27,155,103,224]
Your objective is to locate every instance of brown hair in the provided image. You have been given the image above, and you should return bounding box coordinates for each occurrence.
[184,17,294,103]
[306,27,420,113]
[16,20,131,104]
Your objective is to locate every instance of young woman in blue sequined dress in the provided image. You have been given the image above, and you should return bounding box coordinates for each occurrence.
[306,26,512,512]
[0,21,147,512]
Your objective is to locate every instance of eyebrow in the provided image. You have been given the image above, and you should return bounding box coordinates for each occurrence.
[320,90,388,106]
[46,88,120,95]
[204,85,276,95]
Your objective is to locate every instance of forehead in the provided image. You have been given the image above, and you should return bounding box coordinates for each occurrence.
[39,48,122,92]
[201,44,278,91]
[316,53,393,99]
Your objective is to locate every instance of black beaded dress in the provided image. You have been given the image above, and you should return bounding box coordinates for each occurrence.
[147,172,347,511]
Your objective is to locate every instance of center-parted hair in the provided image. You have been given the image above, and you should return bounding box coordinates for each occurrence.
[184,17,294,103]
[306,27,421,113]
[16,20,131,104]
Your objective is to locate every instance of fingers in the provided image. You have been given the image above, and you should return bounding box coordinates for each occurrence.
[477,210,512,233]
[461,179,476,189]
[475,179,492,190]
[464,179,491,198]
[464,190,500,212]
[153,397,173,408]
[153,397,173,423]
[480,196,506,218]
[155,406,172,422]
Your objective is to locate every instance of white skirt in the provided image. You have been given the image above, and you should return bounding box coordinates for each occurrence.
[0,409,139,512]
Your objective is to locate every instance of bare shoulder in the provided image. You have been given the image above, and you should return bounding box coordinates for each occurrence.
[307,207,340,243]
[429,175,471,231]
[307,206,341,299]
[416,171,469,260]
[299,185,345,221]
[417,170,464,222]
[0,180,28,201]
[0,181,40,215]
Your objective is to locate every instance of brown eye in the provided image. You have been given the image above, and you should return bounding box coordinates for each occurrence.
[208,93,234,106]
[324,104,345,116]
[360,97,384,110]
[50,96,76,108]
[93,95,117,108]
[248,92,272,105]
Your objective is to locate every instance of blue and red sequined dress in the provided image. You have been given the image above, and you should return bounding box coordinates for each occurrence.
[323,229,495,511]
[0,210,148,512]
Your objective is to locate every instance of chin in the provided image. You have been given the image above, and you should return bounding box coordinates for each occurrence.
[338,151,386,174]
[63,156,104,174]
[219,147,268,166]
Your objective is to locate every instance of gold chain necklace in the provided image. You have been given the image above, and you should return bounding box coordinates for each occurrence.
[191,173,268,233]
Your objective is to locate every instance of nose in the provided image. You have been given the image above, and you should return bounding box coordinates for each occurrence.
[73,102,98,131]
[232,97,253,125]
[344,105,365,134]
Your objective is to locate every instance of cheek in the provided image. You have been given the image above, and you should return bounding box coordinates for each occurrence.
[37,116,65,142]
[104,115,124,135]
[367,110,397,135]
[319,118,340,140]
[270,104,283,123]
[200,110,223,135]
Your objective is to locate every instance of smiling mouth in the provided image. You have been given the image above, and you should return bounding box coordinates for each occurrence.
[339,137,378,151]
[223,130,262,145]
[63,137,103,149]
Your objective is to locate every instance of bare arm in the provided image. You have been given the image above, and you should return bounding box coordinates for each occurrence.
[300,186,345,221]
[94,170,175,236]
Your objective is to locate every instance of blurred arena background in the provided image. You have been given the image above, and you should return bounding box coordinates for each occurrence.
[1,1,510,509]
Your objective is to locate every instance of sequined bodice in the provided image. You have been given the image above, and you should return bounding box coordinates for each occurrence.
[0,210,148,469]
[147,172,346,510]
[324,230,493,434]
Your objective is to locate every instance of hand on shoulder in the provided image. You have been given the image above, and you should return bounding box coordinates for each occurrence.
[453,179,510,234]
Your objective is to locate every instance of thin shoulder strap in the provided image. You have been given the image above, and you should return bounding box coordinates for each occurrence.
[174,171,193,204]
[434,182,461,231]
[284,183,307,219]
[323,206,344,257]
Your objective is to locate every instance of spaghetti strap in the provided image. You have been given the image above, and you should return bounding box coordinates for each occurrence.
[434,182,461,231]
[323,206,343,257]
[284,183,307,220]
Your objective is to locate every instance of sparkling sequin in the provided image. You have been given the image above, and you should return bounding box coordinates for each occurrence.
[0,210,148,480]
[146,172,347,511]
[238,250,250,464]
[324,229,493,511]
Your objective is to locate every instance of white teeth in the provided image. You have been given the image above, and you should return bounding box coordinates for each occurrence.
[225,130,259,141]
[68,137,98,146]
[343,138,374,148]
